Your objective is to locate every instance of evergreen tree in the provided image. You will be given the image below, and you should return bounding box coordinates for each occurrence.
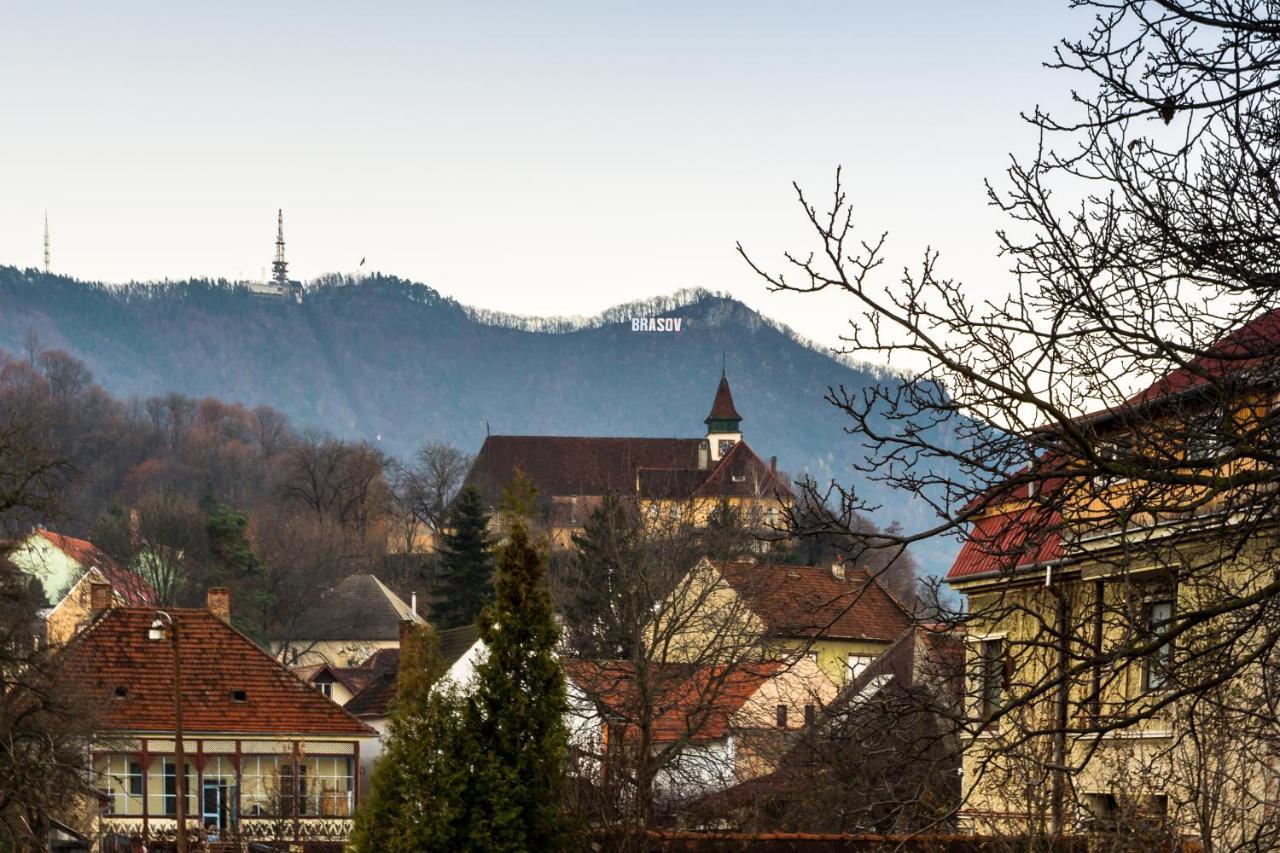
[349,623,469,852]
[564,492,640,658]
[463,477,569,851]
[433,485,495,628]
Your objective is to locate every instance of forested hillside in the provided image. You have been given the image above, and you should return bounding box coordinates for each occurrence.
[0,266,959,573]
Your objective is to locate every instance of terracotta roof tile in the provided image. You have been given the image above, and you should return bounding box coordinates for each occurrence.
[38,531,155,606]
[564,659,781,743]
[947,505,1064,580]
[714,561,912,642]
[60,607,372,736]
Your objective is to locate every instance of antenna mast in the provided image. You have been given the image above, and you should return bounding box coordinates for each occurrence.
[271,209,288,291]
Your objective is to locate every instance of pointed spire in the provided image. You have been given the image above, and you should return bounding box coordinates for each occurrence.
[705,372,743,424]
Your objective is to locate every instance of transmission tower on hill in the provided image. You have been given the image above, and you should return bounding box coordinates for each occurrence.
[272,209,288,289]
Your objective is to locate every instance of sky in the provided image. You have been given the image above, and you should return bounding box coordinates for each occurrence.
[0,2,1081,364]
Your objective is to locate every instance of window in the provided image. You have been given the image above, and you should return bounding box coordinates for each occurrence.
[1143,600,1174,692]
[803,704,816,726]
[147,757,195,817]
[978,638,1006,717]
[201,756,238,831]
[240,755,282,816]
[95,754,143,816]
[230,689,248,703]
[847,654,874,681]
[305,756,354,816]
[316,681,333,698]
[776,704,788,728]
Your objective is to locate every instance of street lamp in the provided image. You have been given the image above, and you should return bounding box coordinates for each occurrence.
[148,611,187,853]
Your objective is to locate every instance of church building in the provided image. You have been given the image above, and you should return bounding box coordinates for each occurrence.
[464,373,794,548]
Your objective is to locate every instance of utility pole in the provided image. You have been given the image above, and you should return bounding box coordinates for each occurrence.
[149,612,187,853]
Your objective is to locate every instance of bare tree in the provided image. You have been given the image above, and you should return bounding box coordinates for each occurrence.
[736,0,1280,846]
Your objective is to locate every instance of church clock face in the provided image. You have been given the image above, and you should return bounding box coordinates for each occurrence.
[718,439,735,457]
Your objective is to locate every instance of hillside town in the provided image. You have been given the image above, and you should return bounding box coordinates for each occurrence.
[8,1,1280,852]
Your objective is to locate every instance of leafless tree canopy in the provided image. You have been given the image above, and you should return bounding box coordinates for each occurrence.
[737,0,1280,846]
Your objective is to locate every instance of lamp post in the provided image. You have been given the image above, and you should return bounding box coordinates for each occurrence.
[149,611,187,853]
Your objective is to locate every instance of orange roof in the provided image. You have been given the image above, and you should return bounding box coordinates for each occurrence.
[39,531,154,606]
[714,561,912,642]
[564,659,782,743]
[59,607,373,736]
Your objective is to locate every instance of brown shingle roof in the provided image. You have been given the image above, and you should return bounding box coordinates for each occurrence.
[275,573,422,642]
[705,374,743,423]
[714,560,912,643]
[344,624,480,718]
[60,607,372,736]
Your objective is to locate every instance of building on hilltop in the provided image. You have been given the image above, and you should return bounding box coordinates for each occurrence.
[463,372,794,549]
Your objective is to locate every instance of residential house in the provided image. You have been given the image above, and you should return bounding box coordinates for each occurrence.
[9,529,124,606]
[338,623,481,785]
[270,573,425,667]
[659,557,914,687]
[683,625,964,832]
[44,567,154,646]
[564,655,836,803]
[59,585,375,847]
[945,309,1280,840]
[463,373,794,549]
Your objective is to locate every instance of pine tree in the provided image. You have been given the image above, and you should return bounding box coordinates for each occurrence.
[462,477,569,851]
[564,492,640,658]
[433,485,495,628]
[348,623,469,852]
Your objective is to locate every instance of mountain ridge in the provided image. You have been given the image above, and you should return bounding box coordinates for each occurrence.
[0,265,957,574]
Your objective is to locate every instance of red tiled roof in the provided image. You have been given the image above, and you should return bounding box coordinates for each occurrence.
[947,506,1064,580]
[39,531,154,606]
[466,436,793,505]
[59,607,373,736]
[706,374,743,423]
[1128,308,1280,406]
[564,659,782,743]
[714,561,912,642]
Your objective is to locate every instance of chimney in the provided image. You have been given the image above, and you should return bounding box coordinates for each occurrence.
[89,581,114,615]
[831,558,846,581]
[410,591,418,616]
[770,456,777,475]
[207,587,231,622]
[698,442,710,471]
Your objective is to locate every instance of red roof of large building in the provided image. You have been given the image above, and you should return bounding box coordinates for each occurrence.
[60,605,373,736]
[39,531,154,606]
[714,560,913,642]
[564,659,782,743]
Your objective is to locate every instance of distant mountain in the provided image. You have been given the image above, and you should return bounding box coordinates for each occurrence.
[0,267,960,574]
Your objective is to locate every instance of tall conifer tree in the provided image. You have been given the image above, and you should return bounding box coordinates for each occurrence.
[348,624,468,852]
[564,492,640,658]
[433,485,495,628]
[463,475,569,851]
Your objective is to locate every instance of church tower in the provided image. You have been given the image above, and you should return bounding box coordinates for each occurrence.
[705,371,743,462]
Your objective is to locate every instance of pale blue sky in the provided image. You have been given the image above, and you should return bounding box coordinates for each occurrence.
[1,2,1078,356]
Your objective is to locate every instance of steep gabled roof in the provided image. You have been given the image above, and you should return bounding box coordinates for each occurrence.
[564,659,782,743]
[277,573,423,641]
[60,607,372,736]
[344,624,481,718]
[713,560,912,642]
[466,435,705,501]
[692,440,793,501]
[36,532,155,606]
[947,505,1065,580]
[706,374,743,423]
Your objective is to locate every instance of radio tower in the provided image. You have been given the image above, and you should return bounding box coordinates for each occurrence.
[271,209,288,291]
[43,212,50,275]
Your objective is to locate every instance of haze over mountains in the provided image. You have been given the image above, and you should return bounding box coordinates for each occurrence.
[0,266,959,574]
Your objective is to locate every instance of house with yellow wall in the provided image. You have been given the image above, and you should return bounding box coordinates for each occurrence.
[946,310,1280,844]
[657,557,913,687]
